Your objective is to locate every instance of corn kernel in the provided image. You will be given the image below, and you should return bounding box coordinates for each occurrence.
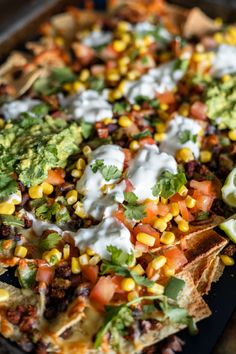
[222,74,231,83]
[76,158,86,170]
[161,197,168,205]
[151,255,167,270]
[71,257,81,274]
[117,21,130,32]
[132,264,145,276]
[66,190,78,205]
[79,69,90,82]
[121,278,135,291]
[74,202,87,218]
[113,40,126,52]
[200,150,212,163]
[176,147,194,163]
[214,32,223,43]
[14,246,27,258]
[71,169,82,178]
[220,255,235,266]
[63,244,70,260]
[127,70,139,80]
[0,118,5,128]
[178,185,188,197]
[133,104,141,111]
[163,265,175,277]
[118,56,130,67]
[107,72,120,82]
[41,182,54,195]
[86,247,95,256]
[147,283,164,295]
[185,196,196,209]
[0,289,9,302]
[134,249,143,258]
[178,220,189,232]
[88,255,101,266]
[103,118,113,125]
[228,130,236,141]
[55,36,64,46]
[79,254,90,266]
[0,202,15,215]
[118,115,132,128]
[29,185,43,199]
[160,231,175,245]
[178,103,190,116]
[63,83,73,92]
[43,249,62,265]
[73,81,85,92]
[160,103,168,111]
[154,133,166,142]
[83,145,92,157]
[153,219,167,232]
[155,122,165,133]
[127,291,139,301]
[162,213,173,223]
[136,232,156,247]
[170,203,179,217]
[129,140,140,151]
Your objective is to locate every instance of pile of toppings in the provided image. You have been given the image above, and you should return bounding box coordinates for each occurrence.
[0,2,235,353]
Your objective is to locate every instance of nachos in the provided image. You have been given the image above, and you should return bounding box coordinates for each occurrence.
[0,1,235,353]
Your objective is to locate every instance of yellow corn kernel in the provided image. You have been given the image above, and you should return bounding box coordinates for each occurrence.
[127,290,139,302]
[136,232,156,247]
[178,220,189,232]
[76,158,86,170]
[55,36,64,46]
[107,72,120,82]
[113,40,126,52]
[133,104,141,111]
[63,244,70,260]
[86,247,95,256]
[83,145,92,157]
[153,218,167,232]
[41,182,54,195]
[228,130,236,141]
[118,115,132,128]
[0,202,15,215]
[170,202,179,217]
[222,74,231,83]
[66,190,78,205]
[160,103,168,111]
[117,21,130,32]
[74,202,87,218]
[161,197,168,205]
[0,118,5,128]
[88,255,101,266]
[71,169,82,178]
[220,255,235,266]
[71,257,81,274]
[103,118,113,125]
[134,249,143,258]
[79,254,90,266]
[129,140,140,151]
[155,122,165,133]
[160,231,175,245]
[176,147,194,163]
[73,81,85,92]
[200,150,212,163]
[151,255,167,270]
[29,185,43,199]
[185,195,196,209]
[147,283,164,295]
[132,264,145,276]
[154,133,166,142]
[162,213,173,223]
[43,249,62,265]
[163,265,175,277]
[178,185,188,197]
[0,289,9,302]
[178,103,190,116]
[121,278,135,292]
[79,69,90,82]
[127,70,139,80]
[14,246,27,258]
[63,83,73,92]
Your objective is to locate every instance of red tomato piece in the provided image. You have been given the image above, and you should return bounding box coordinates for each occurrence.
[163,247,188,270]
[90,276,117,310]
[124,179,134,193]
[190,101,207,120]
[156,203,169,216]
[139,137,156,146]
[190,180,215,196]
[157,91,176,105]
[82,265,98,284]
[178,200,194,221]
[36,265,54,285]
[46,168,65,185]
[195,194,214,212]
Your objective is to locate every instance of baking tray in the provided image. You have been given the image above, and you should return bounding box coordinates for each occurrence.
[0,1,235,353]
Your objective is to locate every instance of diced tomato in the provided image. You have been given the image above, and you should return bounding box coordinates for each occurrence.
[111,276,124,293]
[135,241,149,253]
[36,265,54,285]
[157,92,176,105]
[142,201,158,224]
[195,194,214,212]
[100,44,118,60]
[46,168,65,185]
[72,43,95,65]
[190,101,207,120]
[97,127,109,139]
[156,203,169,216]
[91,64,105,76]
[123,148,132,168]
[82,265,98,284]
[124,179,134,193]
[178,200,194,221]
[146,263,154,279]
[139,137,156,146]
[90,276,117,310]
[190,180,215,196]
[163,247,188,270]
[133,224,160,247]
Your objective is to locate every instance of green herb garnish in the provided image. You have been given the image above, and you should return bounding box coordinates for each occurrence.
[90,159,122,181]
[152,171,187,198]
[123,192,146,220]
[178,130,197,144]
[164,277,185,300]
[39,232,61,251]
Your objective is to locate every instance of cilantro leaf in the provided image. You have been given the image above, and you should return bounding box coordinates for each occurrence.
[1,215,24,227]
[39,232,61,251]
[124,192,138,205]
[0,173,18,201]
[113,102,130,115]
[173,58,189,72]
[130,271,154,287]
[196,211,210,221]
[123,204,146,220]
[107,246,134,266]
[179,130,197,144]
[132,130,152,140]
[35,200,70,224]
[135,95,150,105]
[101,165,122,182]
[80,121,94,139]
[88,77,105,92]
[51,67,76,83]
[90,159,104,173]
[164,277,185,300]
[152,171,187,198]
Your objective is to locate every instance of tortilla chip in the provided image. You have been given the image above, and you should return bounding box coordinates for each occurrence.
[197,255,224,295]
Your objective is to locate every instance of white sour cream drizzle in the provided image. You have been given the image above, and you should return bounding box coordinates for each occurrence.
[77,145,125,220]
[25,212,63,236]
[74,216,133,260]
[124,60,185,103]
[66,90,113,123]
[0,99,41,120]
[82,30,112,48]
[124,144,177,202]
[160,115,202,158]
[133,21,172,43]
[212,44,236,78]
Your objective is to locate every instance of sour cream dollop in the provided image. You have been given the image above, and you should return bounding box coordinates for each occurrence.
[160,115,202,158]
[74,217,133,260]
[82,30,112,48]
[66,90,113,123]
[25,212,63,236]
[0,99,41,120]
[212,44,236,78]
